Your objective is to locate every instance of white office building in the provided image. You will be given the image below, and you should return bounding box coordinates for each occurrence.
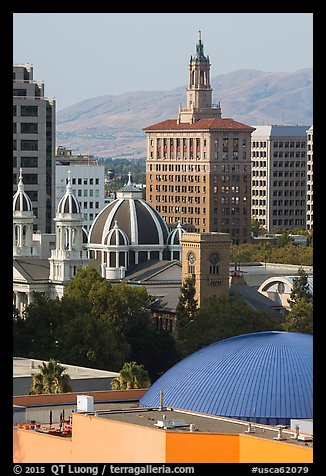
[251,125,309,232]
[56,163,105,232]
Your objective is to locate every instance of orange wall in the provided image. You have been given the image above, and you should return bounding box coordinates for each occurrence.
[14,429,73,463]
[71,413,166,463]
[13,413,313,463]
[13,389,146,407]
[239,434,313,463]
[166,432,239,463]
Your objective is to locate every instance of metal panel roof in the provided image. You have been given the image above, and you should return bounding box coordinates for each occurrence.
[140,332,312,424]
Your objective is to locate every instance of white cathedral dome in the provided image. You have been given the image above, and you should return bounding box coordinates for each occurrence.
[13,169,33,214]
[57,171,81,215]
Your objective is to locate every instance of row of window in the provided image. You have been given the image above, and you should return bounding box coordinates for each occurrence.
[153,195,204,204]
[272,200,306,206]
[13,105,39,117]
[252,151,267,157]
[13,157,38,168]
[252,141,267,148]
[272,180,306,187]
[273,152,306,159]
[79,202,100,209]
[69,177,100,185]
[73,189,100,198]
[148,163,206,172]
[13,122,38,134]
[272,209,305,216]
[272,219,305,226]
[272,190,306,197]
[151,138,247,149]
[273,160,306,167]
[152,151,248,160]
[273,141,306,148]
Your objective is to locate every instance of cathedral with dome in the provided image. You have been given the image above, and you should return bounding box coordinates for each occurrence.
[13,170,185,317]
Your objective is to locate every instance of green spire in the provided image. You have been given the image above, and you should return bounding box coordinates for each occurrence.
[194,30,208,62]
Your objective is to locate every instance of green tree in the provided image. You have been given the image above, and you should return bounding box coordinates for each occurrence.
[277,231,293,247]
[175,276,198,328]
[176,293,282,358]
[288,268,313,308]
[111,361,151,390]
[251,218,267,237]
[14,293,63,360]
[283,268,313,335]
[283,299,313,334]
[29,359,72,394]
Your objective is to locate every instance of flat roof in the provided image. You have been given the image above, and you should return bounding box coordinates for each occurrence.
[14,401,313,449]
[90,407,313,448]
[13,357,119,380]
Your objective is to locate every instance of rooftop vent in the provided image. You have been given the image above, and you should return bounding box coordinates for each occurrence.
[155,418,188,430]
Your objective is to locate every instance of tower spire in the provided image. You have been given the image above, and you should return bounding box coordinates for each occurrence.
[195,30,207,62]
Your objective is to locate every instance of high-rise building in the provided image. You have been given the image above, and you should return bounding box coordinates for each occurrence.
[306,125,313,230]
[13,64,56,233]
[145,32,254,244]
[251,125,309,232]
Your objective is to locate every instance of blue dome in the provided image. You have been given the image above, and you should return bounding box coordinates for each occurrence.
[140,331,313,425]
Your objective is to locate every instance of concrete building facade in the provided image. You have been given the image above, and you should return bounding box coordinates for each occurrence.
[251,125,309,232]
[306,125,313,230]
[13,64,56,233]
[56,149,105,232]
[145,33,254,244]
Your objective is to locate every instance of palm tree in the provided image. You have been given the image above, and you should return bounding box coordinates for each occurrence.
[29,359,72,394]
[111,361,151,390]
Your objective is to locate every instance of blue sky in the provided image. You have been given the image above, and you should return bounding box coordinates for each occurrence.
[13,13,313,111]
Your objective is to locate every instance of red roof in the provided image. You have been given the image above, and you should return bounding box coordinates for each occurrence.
[143,118,255,132]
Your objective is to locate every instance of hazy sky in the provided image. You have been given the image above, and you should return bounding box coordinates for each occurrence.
[13,13,313,111]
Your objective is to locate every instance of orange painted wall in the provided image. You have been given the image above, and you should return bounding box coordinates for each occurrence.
[166,432,239,463]
[239,434,313,463]
[13,414,313,463]
[14,429,72,463]
[71,413,166,463]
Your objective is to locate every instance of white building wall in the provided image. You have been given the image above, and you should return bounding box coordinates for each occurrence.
[56,164,105,231]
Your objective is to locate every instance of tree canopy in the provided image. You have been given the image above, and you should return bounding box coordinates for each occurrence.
[175,293,282,358]
[14,266,179,382]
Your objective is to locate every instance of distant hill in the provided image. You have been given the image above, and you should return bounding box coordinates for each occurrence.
[57,68,313,159]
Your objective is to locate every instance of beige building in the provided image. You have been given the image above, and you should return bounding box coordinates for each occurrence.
[181,231,230,307]
[306,125,313,230]
[145,32,254,245]
[13,64,56,234]
[251,125,309,232]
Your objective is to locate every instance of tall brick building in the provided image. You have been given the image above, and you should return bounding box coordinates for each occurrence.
[145,32,254,244]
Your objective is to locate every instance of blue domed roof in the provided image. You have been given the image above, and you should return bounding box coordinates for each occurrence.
[140,331,313,425]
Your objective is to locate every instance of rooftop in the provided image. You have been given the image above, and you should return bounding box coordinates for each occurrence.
[85,406,313,448]
[13,357,119,380]
[143,118,255,131]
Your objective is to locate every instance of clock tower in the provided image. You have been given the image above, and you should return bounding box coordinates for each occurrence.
[181,232,230,307]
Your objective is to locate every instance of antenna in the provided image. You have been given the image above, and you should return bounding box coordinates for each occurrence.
[159,389,164,411]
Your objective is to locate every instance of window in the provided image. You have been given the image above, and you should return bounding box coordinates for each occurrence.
[26,191,38,201]
[13,89,27,96]
[21,157,38,167]
[20,105,38,117]
[20,123,38,134]
[20,140,38,151]
[23,174,38,184]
